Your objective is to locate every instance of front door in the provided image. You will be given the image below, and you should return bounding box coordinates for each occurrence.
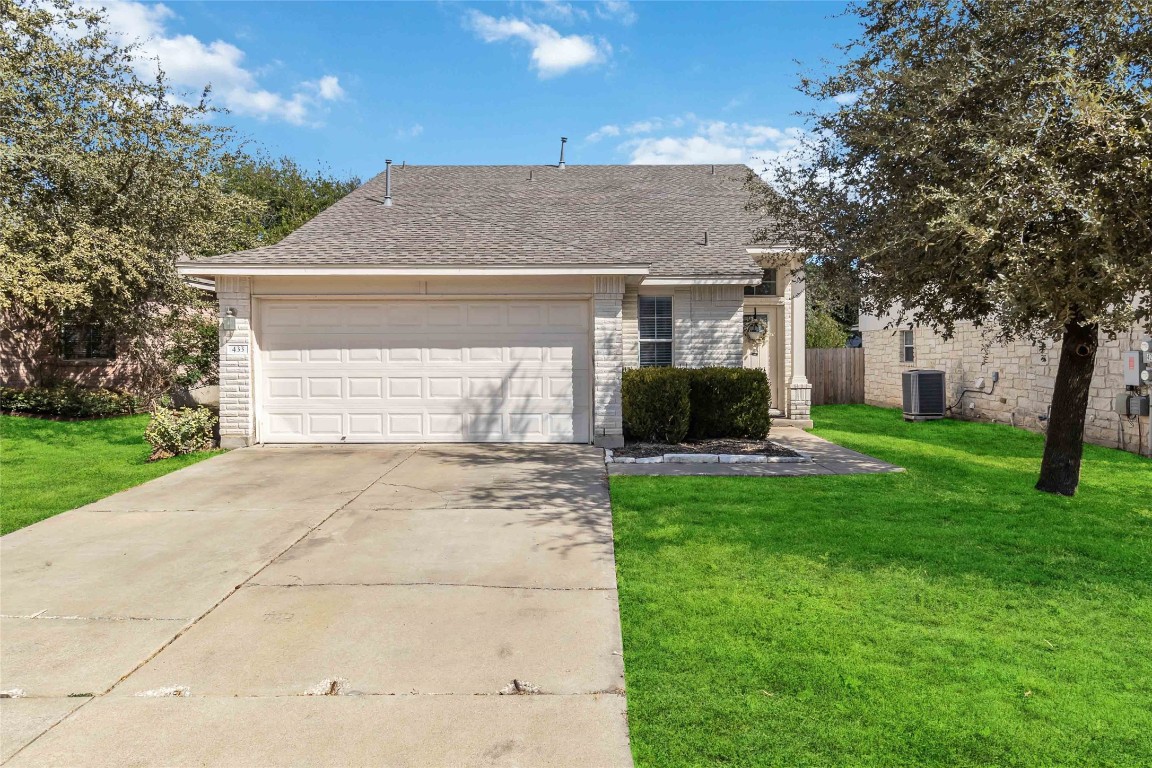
[742,305,784,414]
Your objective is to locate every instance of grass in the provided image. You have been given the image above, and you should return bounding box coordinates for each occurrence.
[611,405,1152,767]
[0,414,219,535]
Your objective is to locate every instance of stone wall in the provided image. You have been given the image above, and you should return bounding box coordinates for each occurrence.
[592,277,626,447]
[216,276,254,448]
[620,286,743,369]
[862,321,1150,455]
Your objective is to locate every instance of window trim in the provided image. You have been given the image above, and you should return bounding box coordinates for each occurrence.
[901,329,915,363]
[59,319,116,361]
[637,294,674,368]
[743,268,778,297]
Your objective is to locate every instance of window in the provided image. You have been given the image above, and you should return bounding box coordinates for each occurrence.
[638,295,673,367]
[744,268,778,296]
[60,320,116,360]
[901,329,915,363]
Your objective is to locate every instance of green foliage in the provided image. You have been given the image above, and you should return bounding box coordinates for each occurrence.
[612,405,1152,767]
[806,309,849,349]
[750,0,1152,493]
[683,367,772,439]
[622,367,772,442]
[144,403,217,459]
[0,414,218,534]
[622,368,691,443]
[221,154,360,246]
[0,1,262,390]
[166,313,220,389]
[0,384,141,418]
[752,0,1152,341]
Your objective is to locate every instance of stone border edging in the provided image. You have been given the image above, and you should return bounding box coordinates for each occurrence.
[604,448,812,465]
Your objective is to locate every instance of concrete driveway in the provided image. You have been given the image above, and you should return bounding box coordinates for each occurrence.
[0,445,631,767]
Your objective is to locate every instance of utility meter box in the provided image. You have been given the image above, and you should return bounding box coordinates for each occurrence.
[1123,350,1145,387]
[1115,393,1151,417]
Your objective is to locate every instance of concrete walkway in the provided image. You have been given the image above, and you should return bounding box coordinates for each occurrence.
[1,445,631,767]
[608,426,904,477]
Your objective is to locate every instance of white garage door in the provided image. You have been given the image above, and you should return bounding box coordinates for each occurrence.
[256,299,591,443]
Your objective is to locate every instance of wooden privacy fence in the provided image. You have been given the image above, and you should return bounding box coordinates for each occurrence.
[806,348,865,405]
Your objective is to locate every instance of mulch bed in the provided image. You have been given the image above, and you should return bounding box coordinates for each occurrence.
[614,438,803,459]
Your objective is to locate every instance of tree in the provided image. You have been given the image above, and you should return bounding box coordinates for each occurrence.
[220,155,360,246]
[0,0,262,393]
[807,310,850,349]
[751,0,1152,495]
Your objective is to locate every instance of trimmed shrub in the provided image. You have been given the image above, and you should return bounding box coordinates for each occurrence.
[0,384,141,418]
[144,404,217,459]
[621,367,773,443]
[684,367,773,439]
[621,367,691,442]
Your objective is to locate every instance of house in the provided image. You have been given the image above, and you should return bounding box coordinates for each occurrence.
[0,277,216,392]
[177,164,811,448]
[860,313,1151,455]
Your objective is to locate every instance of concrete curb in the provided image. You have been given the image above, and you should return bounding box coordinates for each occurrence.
[604,446,812,465]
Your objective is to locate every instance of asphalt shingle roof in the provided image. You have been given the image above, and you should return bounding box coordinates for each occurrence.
[183,164,766,279]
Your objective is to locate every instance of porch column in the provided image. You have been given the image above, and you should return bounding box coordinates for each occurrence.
[789,268,813,424]
[217,275,254,448]
[592,276,626,448]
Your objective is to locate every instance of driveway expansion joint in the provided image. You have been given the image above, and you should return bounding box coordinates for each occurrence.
[3,449,424,765]
[1,613,189,622]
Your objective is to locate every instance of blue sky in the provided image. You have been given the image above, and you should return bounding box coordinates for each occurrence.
[92,1,858,181]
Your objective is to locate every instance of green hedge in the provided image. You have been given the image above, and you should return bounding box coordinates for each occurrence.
[0,384,142,418]
[621,367,691,442]
[622,367,772,442]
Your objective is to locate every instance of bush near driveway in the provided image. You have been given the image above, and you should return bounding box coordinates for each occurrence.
[0,414,219,534]
[622,368,692,442]
[622,367,772,443]
[611,405,1152,767]
[144,404,217,460]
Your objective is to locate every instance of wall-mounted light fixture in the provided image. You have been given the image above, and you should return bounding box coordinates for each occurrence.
[221,307,237,332]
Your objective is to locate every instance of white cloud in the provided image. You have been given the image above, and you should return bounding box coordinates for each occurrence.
[465,10,609,77]
[527,1,590,24]
[305,75,345,101]
[82,0,344,125]
[595,1,638,25]
[611,117,807,171]
[396,123,424,139]
[586,124,620,142]
[833,91,861,105]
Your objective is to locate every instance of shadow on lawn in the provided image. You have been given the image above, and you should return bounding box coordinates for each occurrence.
[614,407,1152,591]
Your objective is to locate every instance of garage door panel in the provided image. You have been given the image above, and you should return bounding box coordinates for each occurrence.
[348,413,385,437]
[387,377,422,399]
[348,377,383,398]
[258,299,590,443]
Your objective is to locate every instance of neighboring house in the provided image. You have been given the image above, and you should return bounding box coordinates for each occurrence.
[0,278,216,392]
[177,164,811,448]
[860,313,1151,455]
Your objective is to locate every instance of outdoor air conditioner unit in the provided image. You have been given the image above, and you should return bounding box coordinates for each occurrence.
[902,370,946,421]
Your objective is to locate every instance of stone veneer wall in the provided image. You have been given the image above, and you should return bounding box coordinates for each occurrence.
[592,276,626,447]
[863,321,1150,455]
[216,276,254,448]
[620,286,743,369]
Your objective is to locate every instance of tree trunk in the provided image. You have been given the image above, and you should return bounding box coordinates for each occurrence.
[1035,320,1098,496]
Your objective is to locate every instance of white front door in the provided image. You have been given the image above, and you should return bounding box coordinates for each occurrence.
[742,305,784,413]
[256,299,591,443]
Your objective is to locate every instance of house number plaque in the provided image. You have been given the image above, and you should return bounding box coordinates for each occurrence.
[226,343,249,357]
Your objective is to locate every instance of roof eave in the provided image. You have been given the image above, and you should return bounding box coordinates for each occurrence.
[176,262,651,278]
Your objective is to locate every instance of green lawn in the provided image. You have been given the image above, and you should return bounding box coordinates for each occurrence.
[0,414,219,534]
[612,405,1152,768]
